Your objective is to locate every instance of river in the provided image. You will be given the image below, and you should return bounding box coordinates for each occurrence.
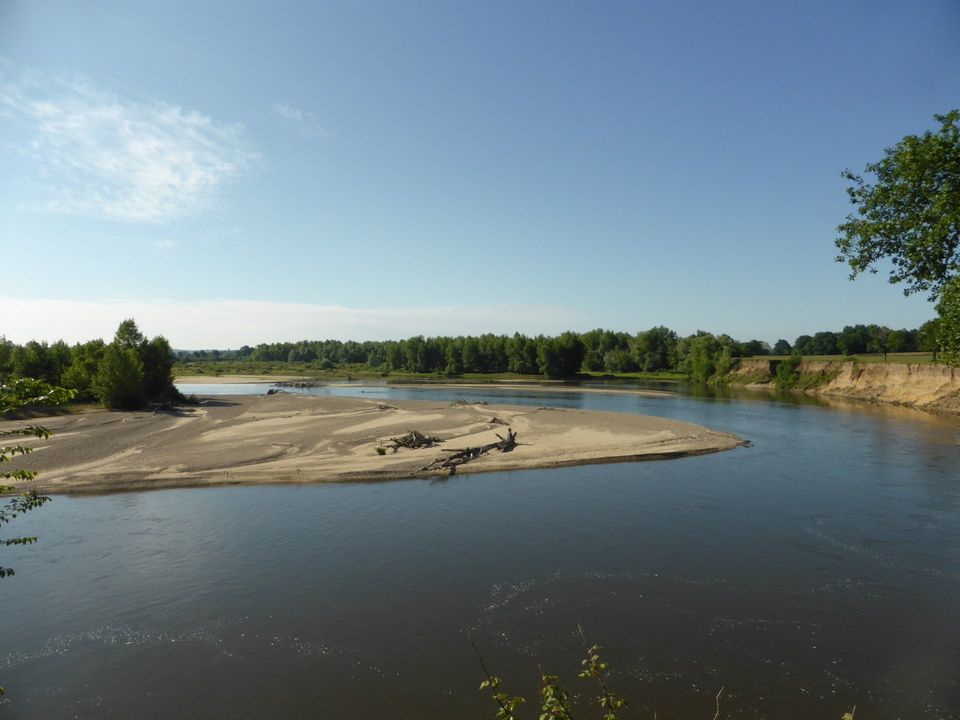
[2,383,958,718]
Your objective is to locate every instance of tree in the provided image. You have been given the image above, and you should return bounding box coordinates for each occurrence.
[94,343,145,409]
[917,318,941,359]
[738,339,770,357]
[535,334,585,378]
[836,111,960,365]
[61,339,106,400]
[92,320,180,408]
[681,333,722,382]
[868,325,892,362]
[836,110,960,299]
[772,339,792,356]
[114,318,146,351]
[792,335,814,355]
[633,326,677,372]
[809,331,840,356]
[937,277,960,365]
[140,336,175,399]
[837,325,871,356]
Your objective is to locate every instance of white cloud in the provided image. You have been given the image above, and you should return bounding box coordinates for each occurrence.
[0,65,256,223]
[151,238,177,252]
[272,102,327,138]
[0,298,589,348]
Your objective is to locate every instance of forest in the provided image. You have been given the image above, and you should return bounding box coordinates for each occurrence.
[0,319,942,401]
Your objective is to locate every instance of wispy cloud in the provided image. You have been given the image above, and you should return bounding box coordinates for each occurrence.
[272,102,327,139]
[0,64,257,223]
[0,298,589,348]
[151,238,177,252]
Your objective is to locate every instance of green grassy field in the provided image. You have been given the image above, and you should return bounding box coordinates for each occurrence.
[751,352,936,364]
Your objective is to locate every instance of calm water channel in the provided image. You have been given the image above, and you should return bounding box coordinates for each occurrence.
[2,383,958,718]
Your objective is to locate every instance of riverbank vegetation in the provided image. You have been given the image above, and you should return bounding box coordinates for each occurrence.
[0,320,946,397]
[0,320,180,410]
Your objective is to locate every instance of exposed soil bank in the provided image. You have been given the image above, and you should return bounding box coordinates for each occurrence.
[2,394,744,495]
[732,359,960,415]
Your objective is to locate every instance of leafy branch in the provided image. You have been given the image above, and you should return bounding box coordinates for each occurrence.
[1,379,75,579]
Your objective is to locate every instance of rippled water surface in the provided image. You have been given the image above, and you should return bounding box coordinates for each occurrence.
[2,384,959,718]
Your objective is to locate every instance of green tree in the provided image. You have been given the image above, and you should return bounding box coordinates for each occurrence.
[535,332,585,378]
[682,333,721,382]
[507,334,538,375]
[738,338,770,357]
[91,320,179,408]
[445,337,464,375]
[937,277,960,365]
[836,110,960,364]
[792,334,814,355]
[772,338,792,356]
[837,325,871,356]
[917,318,941,359]
[61,339,106,401]
[633,326,677,372]
[462,337,482,373]
[94,343,145,409]
[141,336,175,399]
[836,110,960,299]
[868,325,892,361]
[114,318,146,351]
[809,331,840,356]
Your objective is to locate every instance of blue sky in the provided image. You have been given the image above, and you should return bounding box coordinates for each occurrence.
[2,0,958,348]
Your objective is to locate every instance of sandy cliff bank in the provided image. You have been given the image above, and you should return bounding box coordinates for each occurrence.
[733,360,960,415]
[3,394,745,495]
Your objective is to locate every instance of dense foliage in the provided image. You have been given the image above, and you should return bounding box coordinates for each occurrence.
[836,109,960,363]
[180,325,931,375]
[937,277,960,366]
[0,320,178,410]
[0,319,939,392]
[836,110,960,299]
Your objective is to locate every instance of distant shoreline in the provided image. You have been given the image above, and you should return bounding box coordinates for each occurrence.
[173,375,675,398]
[5,394,744,495]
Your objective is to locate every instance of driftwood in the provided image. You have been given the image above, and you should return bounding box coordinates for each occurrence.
[388,430,443,453]
[487,416,509,425]
[418,428,518,475]
[274,380,325,388]
[450,399,489,407]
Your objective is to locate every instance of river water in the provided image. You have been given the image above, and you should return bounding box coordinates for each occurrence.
[2,383,958,718]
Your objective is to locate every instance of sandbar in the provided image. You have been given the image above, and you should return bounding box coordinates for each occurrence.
[3,394,745,495]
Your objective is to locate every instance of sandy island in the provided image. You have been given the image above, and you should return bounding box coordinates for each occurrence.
[3,394,745,494]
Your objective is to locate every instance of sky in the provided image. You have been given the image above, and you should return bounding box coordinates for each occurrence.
[1,0,958,348]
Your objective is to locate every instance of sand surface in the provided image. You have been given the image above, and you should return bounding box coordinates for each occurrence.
[3,394,745,495]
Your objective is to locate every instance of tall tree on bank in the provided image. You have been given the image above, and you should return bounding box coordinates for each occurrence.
[93,319,177,409]
[937,278,960,366]
[836,110,960,363]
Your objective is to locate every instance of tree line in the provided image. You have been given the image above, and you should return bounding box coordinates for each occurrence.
[178,321,940,377]
[3,320,941,396]
[0,320,179,410]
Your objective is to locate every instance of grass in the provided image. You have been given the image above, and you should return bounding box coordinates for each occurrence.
[751,352,936,364]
